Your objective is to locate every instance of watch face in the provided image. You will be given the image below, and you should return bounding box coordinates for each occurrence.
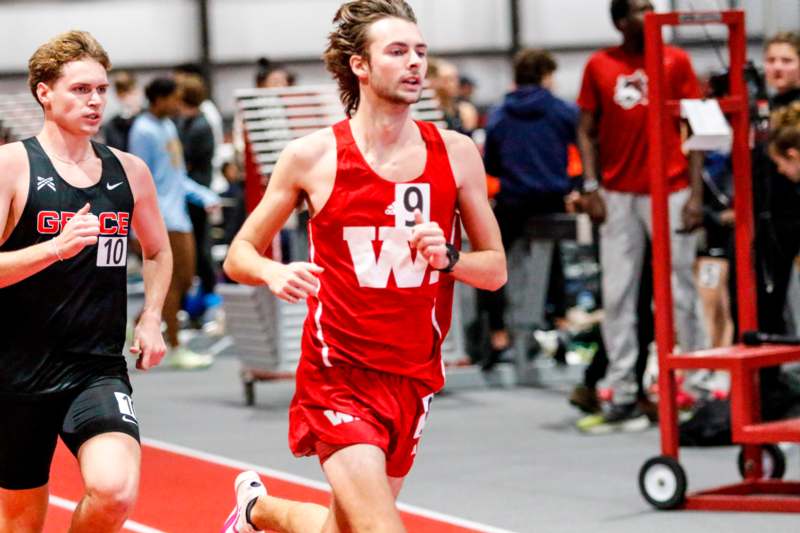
[583,180,599,193]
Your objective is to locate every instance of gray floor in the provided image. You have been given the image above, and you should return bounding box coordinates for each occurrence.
[129,342,800,533]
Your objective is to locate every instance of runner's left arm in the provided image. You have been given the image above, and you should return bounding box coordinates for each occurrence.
[118,150,172,370]
[415,131,506,291]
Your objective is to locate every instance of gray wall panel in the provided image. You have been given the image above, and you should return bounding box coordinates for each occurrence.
[0,0,199,71]
[0,1,796,115]
[408,0,510,52]
[210,0,332,61]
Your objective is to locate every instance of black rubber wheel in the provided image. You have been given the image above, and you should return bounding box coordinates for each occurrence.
[639,456,687,510]
[737,444,786,479]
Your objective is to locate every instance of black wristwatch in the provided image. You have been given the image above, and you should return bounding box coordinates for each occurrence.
[437,244,460,273]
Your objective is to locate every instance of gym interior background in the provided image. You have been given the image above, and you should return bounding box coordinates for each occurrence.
[3,1,800,533]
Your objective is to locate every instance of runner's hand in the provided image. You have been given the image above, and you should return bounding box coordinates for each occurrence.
[130,312,166,370]
[266,262,324,303]
[411,210,448,270]
[53,203,100,260]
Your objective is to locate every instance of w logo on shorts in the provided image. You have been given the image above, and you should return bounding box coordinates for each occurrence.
[114,392,138,425]
[323,410,360,426]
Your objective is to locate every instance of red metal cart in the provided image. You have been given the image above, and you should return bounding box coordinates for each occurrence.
[638,10,800,512]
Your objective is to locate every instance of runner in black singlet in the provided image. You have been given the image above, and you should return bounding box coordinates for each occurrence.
[0,31,171,533]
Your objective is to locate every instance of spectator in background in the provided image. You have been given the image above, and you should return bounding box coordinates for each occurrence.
[746,32,800,421]
[176,74,219,321]
[576,0,707,427]
[129,77,220,369]
[255,57,297,88]
[459,75,475,104]
[756,32,800,338]
[102,70,142,151]
[770,101,800,181]
[221,160,246,246]
[478,48,578,370]
[428,58,479,135]
[765,32,800,104]
[174,63,224,155]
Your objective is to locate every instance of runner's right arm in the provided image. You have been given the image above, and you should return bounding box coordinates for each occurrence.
[223,138,324,303]
[0,144,100,288]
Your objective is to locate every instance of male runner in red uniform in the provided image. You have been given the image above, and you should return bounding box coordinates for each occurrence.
[0,31,171,532]
[222,1,506,531]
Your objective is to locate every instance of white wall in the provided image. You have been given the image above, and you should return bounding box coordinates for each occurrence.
[0,0,797,116]
[0,1,200,72]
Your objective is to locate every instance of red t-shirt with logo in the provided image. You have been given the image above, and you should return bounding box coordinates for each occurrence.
[577,45,701,194]
[301,119,459,393]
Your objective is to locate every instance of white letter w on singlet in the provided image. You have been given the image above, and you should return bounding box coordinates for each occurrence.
[343,226,430,288]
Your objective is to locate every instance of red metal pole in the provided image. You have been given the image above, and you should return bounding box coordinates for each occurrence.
[644,12,680,458]
[727,12,758,334]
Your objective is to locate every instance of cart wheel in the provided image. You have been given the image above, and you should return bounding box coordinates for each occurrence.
[737,444,785,479]
[244,380,255,406]
[639,456,687,510]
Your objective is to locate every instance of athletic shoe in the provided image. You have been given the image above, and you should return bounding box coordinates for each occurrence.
[569,384,600,414]
[222,471,267,533]
[577,401,651,435]
[164,346,214,370]
[481,347,514,372]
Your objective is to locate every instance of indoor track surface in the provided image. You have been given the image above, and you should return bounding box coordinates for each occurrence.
[44,343,800,533]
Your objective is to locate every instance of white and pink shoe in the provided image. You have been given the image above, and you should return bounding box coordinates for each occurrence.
[221,471,267,533]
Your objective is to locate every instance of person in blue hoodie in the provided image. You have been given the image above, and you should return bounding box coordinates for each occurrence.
[478,48,578,370]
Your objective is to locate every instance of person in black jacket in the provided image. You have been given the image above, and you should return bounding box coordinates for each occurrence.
[478,48,578,370]
[176,74,218,314]
[756,32,800,337]
[101,70,141,151]
[750,32,800,420]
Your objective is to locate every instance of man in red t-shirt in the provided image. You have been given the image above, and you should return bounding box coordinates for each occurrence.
[576,0,708,427]
[221,1,506,532]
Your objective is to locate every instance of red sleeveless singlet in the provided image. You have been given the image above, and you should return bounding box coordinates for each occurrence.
[300,119,459,392]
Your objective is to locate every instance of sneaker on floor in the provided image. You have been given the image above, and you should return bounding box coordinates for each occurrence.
[602,401,645,424]
[481,347,514,372]
[164,346,214,370]
[569,384,600,414]
[222,471,267,533]
[577,401,650,435]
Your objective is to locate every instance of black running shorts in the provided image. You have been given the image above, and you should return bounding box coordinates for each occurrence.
[0,376,140,490]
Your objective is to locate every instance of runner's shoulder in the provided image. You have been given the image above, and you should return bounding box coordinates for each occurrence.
[0,142,29,189]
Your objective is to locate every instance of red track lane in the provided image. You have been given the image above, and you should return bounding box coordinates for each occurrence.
[46,441,489,533]
[45,501,142,533]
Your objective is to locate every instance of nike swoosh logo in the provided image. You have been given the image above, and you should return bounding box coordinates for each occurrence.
[122,414,138,425]
[107,182,124,190]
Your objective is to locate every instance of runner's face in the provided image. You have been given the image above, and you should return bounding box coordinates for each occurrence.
[39,59,108,137]
[765,43,800,95]
[363,17,427,107]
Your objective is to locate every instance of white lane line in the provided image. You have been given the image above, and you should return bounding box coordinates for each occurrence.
[49,496,165,533]
[143,438,518,533]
